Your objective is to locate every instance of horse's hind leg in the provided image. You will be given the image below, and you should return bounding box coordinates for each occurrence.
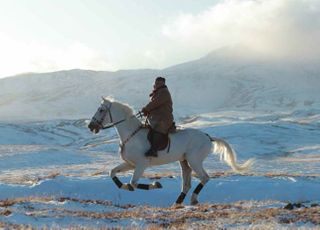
[110,162,135,191]
[130,165,162,190]
[188,160,210,205]
[175,160,192,205]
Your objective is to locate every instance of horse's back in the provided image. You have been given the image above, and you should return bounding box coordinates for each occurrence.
[169,127,206,138]
[169,127,211,150]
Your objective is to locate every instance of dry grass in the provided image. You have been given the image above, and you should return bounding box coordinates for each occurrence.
[142,171,320,181]
[0,222,35,230]
[1,196,319,229]
[0,196,135,209]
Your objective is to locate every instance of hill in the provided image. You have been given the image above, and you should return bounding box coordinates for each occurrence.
[0,47,319,121]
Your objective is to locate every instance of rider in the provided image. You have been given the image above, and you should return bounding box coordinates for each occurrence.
[142,77,174,157]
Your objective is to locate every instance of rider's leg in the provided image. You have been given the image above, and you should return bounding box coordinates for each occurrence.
[145,130,158,157]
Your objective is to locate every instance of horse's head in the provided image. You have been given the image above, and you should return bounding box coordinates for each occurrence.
[88,97,113,134]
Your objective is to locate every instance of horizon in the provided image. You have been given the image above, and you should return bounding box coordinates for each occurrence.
[1,0,320,79]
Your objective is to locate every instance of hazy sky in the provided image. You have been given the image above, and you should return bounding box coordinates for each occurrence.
[0,0,319,78]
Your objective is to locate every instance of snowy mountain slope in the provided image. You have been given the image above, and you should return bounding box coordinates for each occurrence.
[165,47,320,113]
[0,47,319,121]
[0,69,159,121]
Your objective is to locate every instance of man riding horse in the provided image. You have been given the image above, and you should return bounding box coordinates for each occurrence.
[88,90,253,205]
[142,77,174,157]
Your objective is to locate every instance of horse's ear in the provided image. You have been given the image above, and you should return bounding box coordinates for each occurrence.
[101,96,109,102]
[102,96,114,102]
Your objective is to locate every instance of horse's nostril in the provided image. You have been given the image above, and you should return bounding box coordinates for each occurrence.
[88,122,95,131]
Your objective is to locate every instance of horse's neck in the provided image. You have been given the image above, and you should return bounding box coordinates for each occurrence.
[112,106,141,142]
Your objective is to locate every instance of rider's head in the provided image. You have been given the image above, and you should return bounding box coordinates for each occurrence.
[154,77,166,90]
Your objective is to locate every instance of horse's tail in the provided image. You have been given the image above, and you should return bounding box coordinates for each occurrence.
[209,136,254,173]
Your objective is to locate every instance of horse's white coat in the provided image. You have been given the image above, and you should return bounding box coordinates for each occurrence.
[90,98,254,204]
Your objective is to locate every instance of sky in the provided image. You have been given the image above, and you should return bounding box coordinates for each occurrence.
[0,0,319,78]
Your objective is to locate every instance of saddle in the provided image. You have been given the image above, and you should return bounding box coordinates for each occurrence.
[147,122,177,152]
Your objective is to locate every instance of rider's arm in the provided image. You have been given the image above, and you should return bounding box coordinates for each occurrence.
[143,89,169,113]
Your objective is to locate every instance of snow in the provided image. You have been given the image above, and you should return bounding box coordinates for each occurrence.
[0,48,319,228]
[0,109,319,228]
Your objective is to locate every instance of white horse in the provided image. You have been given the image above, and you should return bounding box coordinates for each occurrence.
[88,97,254,205]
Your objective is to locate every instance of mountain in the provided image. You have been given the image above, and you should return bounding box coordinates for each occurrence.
[0,47,319,121]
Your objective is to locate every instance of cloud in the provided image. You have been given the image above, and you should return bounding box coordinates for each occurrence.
[29,42,115,71]
[0,36,114,78]
[162,0,320,60]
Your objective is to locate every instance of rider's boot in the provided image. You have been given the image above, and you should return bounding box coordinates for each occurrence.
[145,147,158,157]
[145,131,160,157]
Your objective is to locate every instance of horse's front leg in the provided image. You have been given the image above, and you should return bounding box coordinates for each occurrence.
[130,165,162,190]
[110,162,135,191]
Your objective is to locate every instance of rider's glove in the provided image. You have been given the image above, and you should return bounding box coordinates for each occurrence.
[141,107,149,116]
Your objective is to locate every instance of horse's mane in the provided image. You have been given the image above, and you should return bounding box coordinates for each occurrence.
[114,101,134,117]
[103,97,134,117]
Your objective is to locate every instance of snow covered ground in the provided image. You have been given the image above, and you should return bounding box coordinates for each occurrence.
[0,108,319,228]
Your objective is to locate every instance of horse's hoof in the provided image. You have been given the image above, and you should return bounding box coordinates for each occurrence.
[123,183,134,191]
[128,184,134,191]
[172,203,184,209]
[191,200,199,206]
[153,181,162,189]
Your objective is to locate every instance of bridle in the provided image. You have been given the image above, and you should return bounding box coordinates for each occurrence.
[92,103,143,130]
[91,102,145,153]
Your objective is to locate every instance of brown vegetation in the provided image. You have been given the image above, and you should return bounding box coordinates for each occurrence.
[1,196,319,229]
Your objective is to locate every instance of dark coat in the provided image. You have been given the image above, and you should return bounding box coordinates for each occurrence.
[143,85,174,134]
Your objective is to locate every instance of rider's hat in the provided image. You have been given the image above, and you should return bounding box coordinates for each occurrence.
[155,76,166,83]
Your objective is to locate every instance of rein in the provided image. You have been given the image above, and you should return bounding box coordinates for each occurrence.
[102,117,132,129]
[100,103,143,130]
[96,103,144,153]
